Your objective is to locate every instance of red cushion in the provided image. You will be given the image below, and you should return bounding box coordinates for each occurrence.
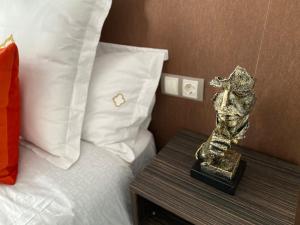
[0,36,20,185]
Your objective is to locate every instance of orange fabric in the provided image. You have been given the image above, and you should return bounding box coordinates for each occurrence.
[0,38,20,185]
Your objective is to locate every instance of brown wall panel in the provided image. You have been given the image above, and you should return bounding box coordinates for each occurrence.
[246,0,300,165]
[101,0,300,165]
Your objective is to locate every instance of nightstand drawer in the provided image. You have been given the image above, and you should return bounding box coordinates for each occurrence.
[133,195,192,225]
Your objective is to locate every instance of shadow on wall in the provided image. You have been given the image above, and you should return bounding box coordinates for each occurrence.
[101,0,149,45]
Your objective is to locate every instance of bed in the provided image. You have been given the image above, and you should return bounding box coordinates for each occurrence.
[0,129,155,225]
[0,2,167,224]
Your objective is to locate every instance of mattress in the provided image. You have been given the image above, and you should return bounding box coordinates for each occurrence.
[131,129,156,175]
[0,130,156,225]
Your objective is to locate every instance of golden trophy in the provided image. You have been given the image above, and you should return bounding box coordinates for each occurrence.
[191,66,256,194]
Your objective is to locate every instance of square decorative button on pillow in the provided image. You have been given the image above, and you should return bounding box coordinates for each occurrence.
[0,35,20,185]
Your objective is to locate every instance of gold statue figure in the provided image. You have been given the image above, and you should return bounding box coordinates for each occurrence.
[195,66,256,180]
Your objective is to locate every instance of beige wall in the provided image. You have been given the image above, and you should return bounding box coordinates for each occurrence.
[101,0,300,165]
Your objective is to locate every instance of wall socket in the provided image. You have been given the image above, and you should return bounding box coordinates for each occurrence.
[161,73,204,101]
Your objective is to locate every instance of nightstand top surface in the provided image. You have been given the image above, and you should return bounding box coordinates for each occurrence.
[131,130,300,225]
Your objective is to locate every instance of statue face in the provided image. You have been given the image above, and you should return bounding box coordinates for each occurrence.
[214,90,243,127]
[211,66,255,128]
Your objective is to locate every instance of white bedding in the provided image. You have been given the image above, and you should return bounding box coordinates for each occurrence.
[0,130,155,225]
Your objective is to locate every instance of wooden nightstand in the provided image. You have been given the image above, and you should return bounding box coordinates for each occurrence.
[130,130,300,225]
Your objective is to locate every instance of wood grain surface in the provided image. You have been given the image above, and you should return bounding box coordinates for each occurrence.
[101,0,300,165]
[130,130,300,225]
[296,193,300,225]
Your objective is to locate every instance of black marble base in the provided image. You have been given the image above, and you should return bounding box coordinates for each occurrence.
[191,160,246,195]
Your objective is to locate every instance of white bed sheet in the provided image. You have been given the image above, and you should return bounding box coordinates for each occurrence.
[0,130,156,225]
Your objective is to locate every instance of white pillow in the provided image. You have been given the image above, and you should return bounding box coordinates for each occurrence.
[82,42,168,162]
[0,0,112,169]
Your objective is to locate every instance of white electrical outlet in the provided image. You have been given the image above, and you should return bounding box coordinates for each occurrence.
[182,79,198,99]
